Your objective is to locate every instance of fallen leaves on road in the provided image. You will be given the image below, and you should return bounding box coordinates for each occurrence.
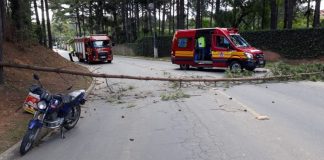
[160,90,190,101]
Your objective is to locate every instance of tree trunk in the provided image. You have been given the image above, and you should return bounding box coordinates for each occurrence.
[124,2,129,42]
[89,1,93,34]
[33,0,42,44]
[81,5,85,36]
[180,0,185,29]
[158,6,161,35]
[261,0,266,29]
[135,3,140,36]
[284,0,296,29]
[76,5,82,37]
[215,0,220,26]
[169,0,172,35]
[161,4,166,35]
[287,0,296,29]
[96,0,103,34]
[172,0,175,33]
[306,0,311,28]
[112,9,118,42]
[177,0,185,29]
[196,0,202,28]
[270,0,278,30]
[44,0,52,49]
[187,0,189,29]
[210,0,214,27]
[41,0,47,46]
[313,0,321,28]
[0,0,5,84]
[10,0,21,30]
[283,0,289,28]
[153,1,157,37]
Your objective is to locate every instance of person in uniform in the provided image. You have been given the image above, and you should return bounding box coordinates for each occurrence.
[197,36,206,60]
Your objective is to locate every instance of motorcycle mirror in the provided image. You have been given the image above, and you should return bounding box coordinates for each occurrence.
[33,74,40,81]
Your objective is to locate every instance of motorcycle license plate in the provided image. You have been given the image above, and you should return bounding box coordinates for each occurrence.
[259,60,264,64]
[100,56,106,59]
[23,92,40,114]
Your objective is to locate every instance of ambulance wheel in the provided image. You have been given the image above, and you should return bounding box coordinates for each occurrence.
[229,61,242,72]
[179,64,189,70]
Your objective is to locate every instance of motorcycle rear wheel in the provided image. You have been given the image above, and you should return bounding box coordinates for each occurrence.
[20,128,39,155]
[63,105,81,130]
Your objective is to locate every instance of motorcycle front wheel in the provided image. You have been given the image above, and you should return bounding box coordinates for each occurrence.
[20,128,39,155]
[63,105,81,130]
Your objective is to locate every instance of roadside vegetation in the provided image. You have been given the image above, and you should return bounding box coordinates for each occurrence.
[225,62,324,82]
[268,62,324,81]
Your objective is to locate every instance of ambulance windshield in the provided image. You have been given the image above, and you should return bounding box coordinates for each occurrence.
[92,40,110,48]
[230,35,250,47]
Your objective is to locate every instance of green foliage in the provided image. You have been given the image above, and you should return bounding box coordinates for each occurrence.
[225,69,255,78]
[160,90,190,101]
[268,62,324,81]
[241,28,324,59]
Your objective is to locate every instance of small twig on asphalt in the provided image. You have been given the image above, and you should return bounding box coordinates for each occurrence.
[91,66,103,73]
[105,78,114,93]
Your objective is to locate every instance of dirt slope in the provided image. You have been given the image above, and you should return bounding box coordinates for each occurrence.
[0,42,92,153]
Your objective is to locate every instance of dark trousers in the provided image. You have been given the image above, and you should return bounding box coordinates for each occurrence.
[199,48,205,60]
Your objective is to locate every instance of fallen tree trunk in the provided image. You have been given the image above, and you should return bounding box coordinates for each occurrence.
[0,62,322,82]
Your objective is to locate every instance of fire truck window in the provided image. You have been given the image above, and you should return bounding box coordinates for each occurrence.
[93,40,109,48]
[178,38,189,48]
[216,36,230,48]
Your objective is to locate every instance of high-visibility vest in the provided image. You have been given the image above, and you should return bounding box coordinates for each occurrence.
[198,37,206,48]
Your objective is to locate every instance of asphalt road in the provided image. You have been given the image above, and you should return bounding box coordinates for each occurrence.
[15,50,324,160]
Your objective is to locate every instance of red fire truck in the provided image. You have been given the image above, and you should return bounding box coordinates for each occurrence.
[171,28,265,71]
[74,34,113,63]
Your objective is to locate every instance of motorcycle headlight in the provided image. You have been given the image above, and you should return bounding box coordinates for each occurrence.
[245,52,253,59]
[37,101,47,110]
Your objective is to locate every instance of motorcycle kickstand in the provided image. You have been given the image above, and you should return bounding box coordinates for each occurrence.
[60,127,65,139]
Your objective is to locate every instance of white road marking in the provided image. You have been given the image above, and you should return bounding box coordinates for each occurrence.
[213,89,270,120]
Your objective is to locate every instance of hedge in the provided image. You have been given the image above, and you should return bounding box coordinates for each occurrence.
[127,28,324,59]
[129,36,173,57]
[241,28,324,59]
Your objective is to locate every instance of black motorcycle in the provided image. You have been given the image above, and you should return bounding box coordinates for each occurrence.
[20,74,86,155]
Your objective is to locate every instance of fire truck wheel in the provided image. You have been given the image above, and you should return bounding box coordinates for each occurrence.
[179,64,189,70]
[229,61,242,72]
[107,60,112,63]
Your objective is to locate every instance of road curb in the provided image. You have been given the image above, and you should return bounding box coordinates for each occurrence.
[0,78,96,160]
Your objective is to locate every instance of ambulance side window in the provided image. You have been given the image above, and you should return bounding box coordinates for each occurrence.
[178,38,190,48]
[216,36,231,49]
